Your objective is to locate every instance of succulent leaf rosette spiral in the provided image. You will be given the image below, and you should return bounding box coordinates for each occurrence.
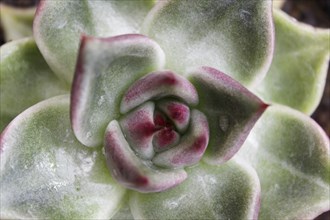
[0,1,329,220]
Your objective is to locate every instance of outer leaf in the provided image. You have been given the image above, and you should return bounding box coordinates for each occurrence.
[237,105,330,219]
[34,0,156,83]
[273,0,285,9]
[0,4,35,41]
[254,10,330,115]
[0,95,126,219]
[71,34,165,147]
[188,67,267,164]
[111,199,135,220]
[142,0,274,87]
[0,37,69,132]
[129,159,260,220]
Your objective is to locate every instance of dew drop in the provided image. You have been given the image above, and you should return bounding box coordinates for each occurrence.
[219,115,229,132]
[98,95,105,106]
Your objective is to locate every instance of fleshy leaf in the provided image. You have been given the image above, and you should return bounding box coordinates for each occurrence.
[254,10,330,115]
[142,0,274,87]
[0,4,35,41]
[34,0,156,83]
[152,109,209,168]
[0,37,69,132]
[237,105,330,219]
[120,102,156,160]
[0,95,126,219]
[273,0,285,9]
[157,99,190,133]
[111,200,135,220]
[104,120,187,193]
[71,34,165,147]
[120,71,198,114]
[129,160,260,220]
[188,66,267,164]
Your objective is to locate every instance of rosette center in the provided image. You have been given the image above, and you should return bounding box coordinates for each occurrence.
[104,71,209,192]
[119,100,191,160]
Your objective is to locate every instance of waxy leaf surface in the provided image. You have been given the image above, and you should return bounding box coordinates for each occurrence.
[111,200,135,220]
[71,34,165,147]
[238,105,330,219]
[188,67,267,164]
[34,0,156,83]
[142,0,274,87]
[254,10,330,115]
[0,96,126,219]
[0,38,68,132]
[129,160,260,220]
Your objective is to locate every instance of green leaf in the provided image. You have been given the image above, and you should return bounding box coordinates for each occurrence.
[188,67,267,164]
[0,95,126,219]
[237,105,330,219]
[0,37,69,132]
[273,0,285,9]
[34,0,156,83]
[71,34,165,147]
[254,10,330,115]
[142,0,274,87]
[0,4,35,41]
[111,200,134,220]
[129,160,260,220]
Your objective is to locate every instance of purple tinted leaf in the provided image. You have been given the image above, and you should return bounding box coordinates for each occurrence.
[188,66,268,164]
[104,120,187,193]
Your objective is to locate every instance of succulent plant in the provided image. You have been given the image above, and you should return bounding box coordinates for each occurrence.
[0,0,329,219]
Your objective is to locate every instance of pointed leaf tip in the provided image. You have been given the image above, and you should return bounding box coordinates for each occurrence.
[187,66,268,164]
[254,9,330,115]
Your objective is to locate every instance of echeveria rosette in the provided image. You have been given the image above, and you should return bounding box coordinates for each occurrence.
[0,37,265,219]
[0,0,329,219]
[70,34,266,193]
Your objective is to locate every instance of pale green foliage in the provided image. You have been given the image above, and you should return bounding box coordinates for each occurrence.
[0,38,69,131]
[129,160,260,220]
[0,4,35,41]
[0,0,329,219]
[0,96,126,219]
[238,105,330,219]
[142,0,274,87]
[254,10,330,114]
[34,0,156,83]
